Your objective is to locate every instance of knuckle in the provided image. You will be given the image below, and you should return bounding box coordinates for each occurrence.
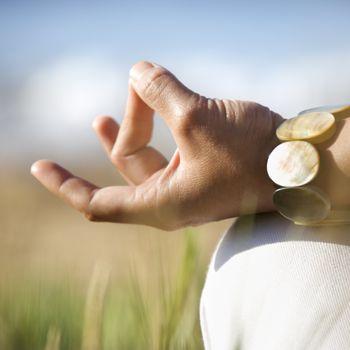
[240,100,269,116]
[110,150,128,171]
[175,94,206,134]
[139,67,170,103]
[84,211,99,222]
[84,190,103,222]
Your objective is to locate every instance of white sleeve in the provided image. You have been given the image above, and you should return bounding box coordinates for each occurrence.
[200,213,350,350]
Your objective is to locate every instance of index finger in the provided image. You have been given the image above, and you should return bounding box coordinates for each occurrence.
[30,160,151,224]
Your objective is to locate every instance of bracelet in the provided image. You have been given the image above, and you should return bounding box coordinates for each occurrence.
[267,104,350,226]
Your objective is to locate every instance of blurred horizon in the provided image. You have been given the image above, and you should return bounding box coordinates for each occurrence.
[1,0,350,169]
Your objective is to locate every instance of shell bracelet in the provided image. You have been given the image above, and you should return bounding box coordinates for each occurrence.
[267,104,350,226]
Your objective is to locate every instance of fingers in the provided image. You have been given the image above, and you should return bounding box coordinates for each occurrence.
[30,159,150,225]
[94,61,204,184]
[129,61,206,140]
[93,115,119,154]
[114,82,154,156]
[31,160,99,215]
[93,84,168,185]
[112,83,168,184]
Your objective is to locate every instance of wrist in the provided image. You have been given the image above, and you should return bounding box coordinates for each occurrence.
[267,105,350,225]
[312,117,350,209]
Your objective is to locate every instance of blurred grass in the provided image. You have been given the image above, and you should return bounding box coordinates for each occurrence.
[0,167,231,349]
[0,274,84,349]
[0,231,205,350]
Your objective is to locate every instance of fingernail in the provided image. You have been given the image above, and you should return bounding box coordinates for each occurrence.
[30,162,39,174]
[129,61,155,82]
[92,118,98,129]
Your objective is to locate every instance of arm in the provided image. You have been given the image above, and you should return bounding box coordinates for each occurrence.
[32,61,348,230]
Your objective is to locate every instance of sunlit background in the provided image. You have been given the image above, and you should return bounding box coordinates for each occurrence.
[1,0,350,163]
[1,0,350,348]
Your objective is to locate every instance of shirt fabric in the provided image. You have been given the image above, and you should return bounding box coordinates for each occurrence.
[200,213,350,350]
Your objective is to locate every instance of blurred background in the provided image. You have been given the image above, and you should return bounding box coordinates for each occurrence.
[1,0,350,348]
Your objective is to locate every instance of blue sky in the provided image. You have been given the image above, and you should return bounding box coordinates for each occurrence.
[1,0,349,165]
[1,0,350,70]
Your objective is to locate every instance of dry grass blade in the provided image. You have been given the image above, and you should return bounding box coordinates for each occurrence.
[44,326,61,350]
[81,263,110,350]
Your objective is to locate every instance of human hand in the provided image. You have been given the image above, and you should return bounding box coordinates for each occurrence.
[31,61,283,230]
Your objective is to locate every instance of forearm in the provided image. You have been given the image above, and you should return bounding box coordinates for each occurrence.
[315,117,350,209]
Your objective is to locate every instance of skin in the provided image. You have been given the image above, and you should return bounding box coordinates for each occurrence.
[314,118,350,209]
[32,60,349,231]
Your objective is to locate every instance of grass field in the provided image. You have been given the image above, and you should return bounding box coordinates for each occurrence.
[0,167,231,349]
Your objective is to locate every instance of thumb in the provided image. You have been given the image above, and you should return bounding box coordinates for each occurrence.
[129,61,203,131]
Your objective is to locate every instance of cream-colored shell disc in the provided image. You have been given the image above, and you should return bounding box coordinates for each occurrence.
[299,104,350,120]
[267,141,319,187]
[276,112,336,144]
[273,186,330,225]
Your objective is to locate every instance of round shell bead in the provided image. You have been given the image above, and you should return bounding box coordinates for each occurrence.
[267,141,319,187]
[273,186,331,225]
[276,111,336,144]
[298,104,350,120]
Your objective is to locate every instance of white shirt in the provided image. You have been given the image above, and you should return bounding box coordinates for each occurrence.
[200,213,350,350]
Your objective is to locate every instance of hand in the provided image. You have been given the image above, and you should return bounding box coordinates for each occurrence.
[31,61,283,230]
